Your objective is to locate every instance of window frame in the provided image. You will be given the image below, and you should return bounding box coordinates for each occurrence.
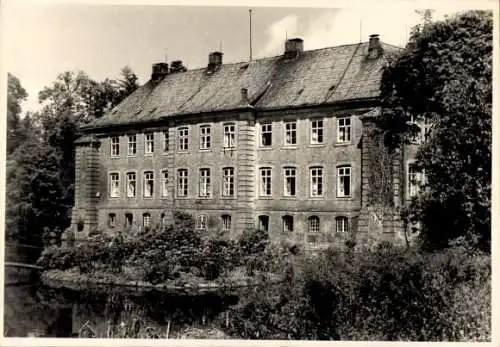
[178,127,189,151]
[199,125,211,150]
[196,214,208,230]
[127,134,137,156]
[161,169,169,198]
[144,133,155,154]
[143,171,155,198]
[337,165,352,198]
[177,168,189,197]
[335,216,349,233]
[221,215,232,231]
[126,171,137,198]
[308,216,320,233]
[310,166,324,198]
[110,136,120,157]
[163,131,169,152]
[222,167,235,197]
[143,213,151,228]
[260,122,273,147]
[223,123,236,148]
[310,119,324,145]
[258,215,269,232]
[199,168,211,197]
[282,215,294,232]
[284,120,297,146]
[259,167,272,197]
[283,166,297,197]
[108,213,117,228]
[337,116,352,143]
[109,172,120,198]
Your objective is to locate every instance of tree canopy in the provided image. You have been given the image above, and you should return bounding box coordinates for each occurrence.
[379,10,492,250]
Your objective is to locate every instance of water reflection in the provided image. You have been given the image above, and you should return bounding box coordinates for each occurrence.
[4,283,238,338]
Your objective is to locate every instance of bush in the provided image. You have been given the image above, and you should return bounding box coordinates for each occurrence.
[224,244,491,341]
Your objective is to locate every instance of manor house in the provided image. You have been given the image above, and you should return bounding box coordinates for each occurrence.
[71,35,423,248]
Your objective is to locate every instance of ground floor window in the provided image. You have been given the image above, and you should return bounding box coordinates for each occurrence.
[282,215,294,232]
[221,215,232,231]
[335,216,349,232]
[196,214,208,230]
[143,213,151,228]
[108,213,116,228]
[125,213,133,227]
[308,216,320,232]
[258,215,269,232]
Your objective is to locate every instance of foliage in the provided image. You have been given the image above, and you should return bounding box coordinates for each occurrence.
[225,244,490,341]
[379,10,492,250]
[7,73,28,155]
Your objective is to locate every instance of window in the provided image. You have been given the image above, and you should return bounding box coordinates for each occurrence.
[196,215,208,230]
[125,213,133,227]
[145,133,154,154]
[161,170,168,197]
[310,167,323,197]
[284,120,297,146]
[409,116,432,144]
[337,166,351,197]
[111,136,120,157]
[127,135,137,155]
[310,119,324,144]
[143,171,154,198]
[199,168,211,197]
[161,213,167,228]
[261,123,272,147]
[258,215,269,232]
[108,213,116,228]
[177,169,188,197]
[408,162,426,198]
[222,167,235,197]
[260,168,272,196]
[308,216,320,233]
[283,167,296,196]
[423,117,432,142]
[337,117,351,143]
[282,215,294,232]
[222,215,232,231]
[163,131,169,152]
[199,125,211,149]
[223,123,235,148]
[178,127,189,151]
[126,172,136,197]
[109,173,120,197]
[336,216,349,233]
[143,213,151,228]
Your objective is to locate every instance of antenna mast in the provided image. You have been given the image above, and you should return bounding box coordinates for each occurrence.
[249,9,253,61]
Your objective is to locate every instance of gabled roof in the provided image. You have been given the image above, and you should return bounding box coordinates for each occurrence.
[86,41,401,130]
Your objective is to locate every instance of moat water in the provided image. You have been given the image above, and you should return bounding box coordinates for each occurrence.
[4,280,238,338]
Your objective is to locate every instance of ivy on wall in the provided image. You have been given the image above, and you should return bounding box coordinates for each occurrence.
[366,128,394,208]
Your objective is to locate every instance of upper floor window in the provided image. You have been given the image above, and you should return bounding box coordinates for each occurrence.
[223,123,236,148]
[222,167,235,197]
[126,172,136,197]
[283,167,296,197]
[336,216,349,232]
[260,168,272,196]
[409,115,433,144]
[177,169,188,197]
[143,171,154,198]
[163,131,169,152]
[221,215,232,231]
[261,123,272,147]
[284,120,297,146]
[310,167,323,197]
[310,119,324,144]
[258,215,269,232]
[308,216,320,233]
[337,117,351,143]
[337,165,351,197]
[408,162,426,198]
[111,136,120,157]
[282,215,294,232]
[199,125,211,150]
[196,215,208,230]
[109,173,120,197]
[161,170,168,197]
[127,135,137,156]
[199,168,211,197]
[178,127,189,151]
[143,213,151,228]
[145,133,154,154]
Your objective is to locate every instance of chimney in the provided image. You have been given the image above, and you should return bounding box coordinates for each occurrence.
[170,60,187,73]
[207,52,223,72]
[368,34,383,58]
[284,38,304,59]
[151,63,169,81]
[241,88,248,103]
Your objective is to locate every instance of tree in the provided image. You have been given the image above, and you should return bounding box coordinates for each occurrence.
[379,11,492,250]
[7,73,28,155]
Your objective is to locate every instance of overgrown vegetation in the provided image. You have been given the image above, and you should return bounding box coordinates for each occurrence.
[38,213,285,285]
[379,10,492,250]
[223,241,490,341]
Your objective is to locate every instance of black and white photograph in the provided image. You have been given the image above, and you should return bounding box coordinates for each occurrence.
[1,0,495,342]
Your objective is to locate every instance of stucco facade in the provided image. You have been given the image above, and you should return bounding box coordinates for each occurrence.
[70,36,414,249]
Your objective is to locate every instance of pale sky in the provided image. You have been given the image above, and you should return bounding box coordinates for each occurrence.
[0,0,483,112]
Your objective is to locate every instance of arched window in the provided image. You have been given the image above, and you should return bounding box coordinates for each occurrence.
[335,216,349,233]
[282,215,294,232]
[221,215,232,231]
[196,214,208,230]
[258,215,269,232]
[308,216,320,233]
[143,213,151,228]
[108,213,116,228]
[125,213,133,227]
